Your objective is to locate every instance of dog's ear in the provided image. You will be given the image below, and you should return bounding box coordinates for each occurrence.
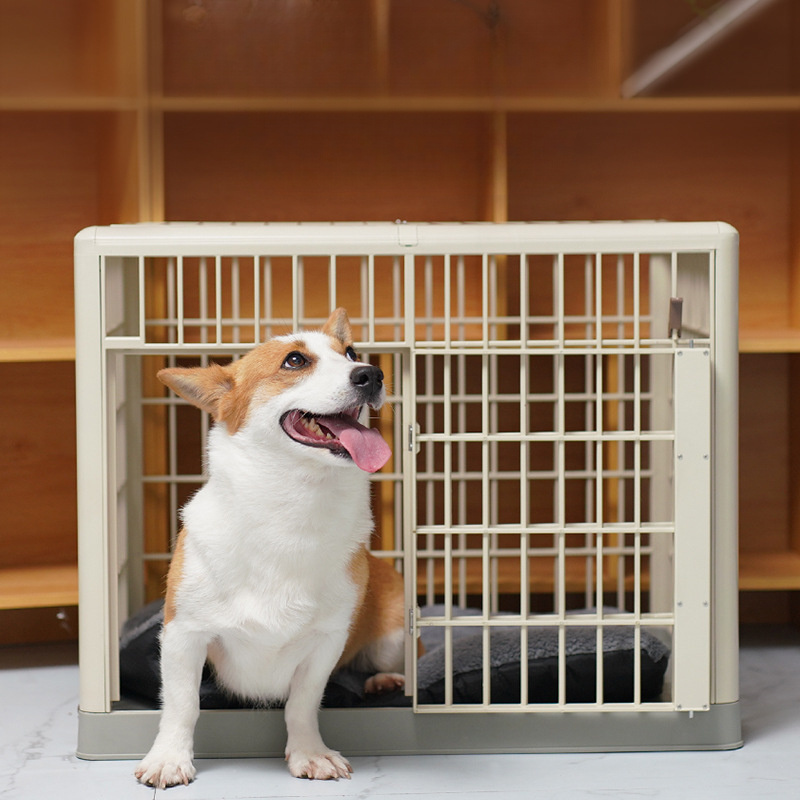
[157,363,234,419]
[322,307,352,346]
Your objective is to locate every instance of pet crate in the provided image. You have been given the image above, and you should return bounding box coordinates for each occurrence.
[75,221,741,759]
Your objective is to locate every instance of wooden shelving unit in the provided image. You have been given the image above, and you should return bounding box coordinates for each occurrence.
[4,0,800,638]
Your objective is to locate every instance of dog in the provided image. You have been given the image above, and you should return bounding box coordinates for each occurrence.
[135,308,406,788]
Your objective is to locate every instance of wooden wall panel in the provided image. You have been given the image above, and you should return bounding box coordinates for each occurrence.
[161,0,377,97]
[164,112,491,222]
[0,113,104,344]
[508,112,791,333]
[739,354,790,554]
[0,362,77,568]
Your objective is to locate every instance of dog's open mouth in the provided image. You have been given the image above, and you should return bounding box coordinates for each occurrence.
[280,407,392,473]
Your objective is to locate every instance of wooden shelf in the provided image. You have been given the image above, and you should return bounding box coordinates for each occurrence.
[150,94,800,115]
[740,329,800,354]
[0,96,139,112]
[0,340,76,363]
[0,565,78,611]
[739,552,800,592]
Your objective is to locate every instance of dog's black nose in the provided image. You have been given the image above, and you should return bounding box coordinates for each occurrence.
[350,364,384,393]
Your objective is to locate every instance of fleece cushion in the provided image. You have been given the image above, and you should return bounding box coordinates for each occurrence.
[119,601,669,708]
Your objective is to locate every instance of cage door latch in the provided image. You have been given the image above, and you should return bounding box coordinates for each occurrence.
[669,296,684,337]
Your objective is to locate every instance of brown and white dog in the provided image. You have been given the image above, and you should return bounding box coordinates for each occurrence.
[136,308,405,788]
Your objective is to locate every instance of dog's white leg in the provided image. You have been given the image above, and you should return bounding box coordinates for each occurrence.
[284,646,352,780]
[135,625,209,789]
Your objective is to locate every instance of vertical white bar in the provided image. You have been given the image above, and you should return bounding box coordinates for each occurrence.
[444,254,451,346]
[232,256,241,344]
[519,255,530,690]
[253,256,261,344]
[482,531,491,705]
[361,255,369,341]
[481,252,491,704]
[583,254,595,607]
[420,253,434,607]
[595,253,604,603]
[167,344,178,549]
[215,255,223,344]
[175,256,184,346]
[367,254,375,344]
[519,253,530,706]
[199,257,208,344]
[263,256,272,339]
[457,257,467,609]
[594,253,605,704]
[489,256,499,614]
[138,255,146,343]
[393,255,402,343]
[402,250,418,700]
[615,255,626,608]
[554,253,565,608]
[166,259,175,342]
[482,253,489,344]
[555,253,565,345]
[329,255,337,312]
[712,229,740,707]
[633,255,643,704]
[443,350,453,630]
[76,248,111,712]
[424,357,434,608]
[673,347,712,711]
[292,255,300,332]
[633,252,641,344]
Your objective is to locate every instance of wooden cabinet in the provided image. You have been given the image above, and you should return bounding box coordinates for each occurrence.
[3,0,800,638]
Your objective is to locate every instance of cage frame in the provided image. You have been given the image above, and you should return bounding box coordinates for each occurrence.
[75,221,741,758]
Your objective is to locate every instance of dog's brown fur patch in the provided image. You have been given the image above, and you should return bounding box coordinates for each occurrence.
[164,528,188,626]
[337,547,407,669]
[158,339,316,435]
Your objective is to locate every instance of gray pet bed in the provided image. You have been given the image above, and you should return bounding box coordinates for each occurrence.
[119,601,669,708]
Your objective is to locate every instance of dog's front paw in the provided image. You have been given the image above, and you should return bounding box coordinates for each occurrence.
[286,748,352,780]
[135,750,196,789]
[365,672,405,694]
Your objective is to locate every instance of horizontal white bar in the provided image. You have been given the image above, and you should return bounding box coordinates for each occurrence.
[417,432,675,443]
[413,702,676,714]
[417,617,675,629]
[77,220,737,257]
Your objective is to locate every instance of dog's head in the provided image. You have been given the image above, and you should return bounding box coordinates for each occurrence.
[157,308,391,473]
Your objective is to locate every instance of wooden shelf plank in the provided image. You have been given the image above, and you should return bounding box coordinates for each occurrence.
[0,96,139,112]
[740,329,800,353]
[0,340,75,363]
[0,565,79,610]
[151,94,800,115]
[739,551,800,591]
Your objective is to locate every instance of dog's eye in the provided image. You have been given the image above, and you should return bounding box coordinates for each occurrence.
[345,346,358,362]
[283,352,308,369]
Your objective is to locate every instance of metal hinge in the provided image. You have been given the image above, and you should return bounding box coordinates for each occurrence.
[408,423,419,453]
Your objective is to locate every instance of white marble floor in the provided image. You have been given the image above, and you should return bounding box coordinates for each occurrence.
[2,627,799,800]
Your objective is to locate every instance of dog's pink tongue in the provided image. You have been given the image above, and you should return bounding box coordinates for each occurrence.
[321,415,392,473]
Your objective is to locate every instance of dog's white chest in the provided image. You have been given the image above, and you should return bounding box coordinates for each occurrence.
[207,575,356,701]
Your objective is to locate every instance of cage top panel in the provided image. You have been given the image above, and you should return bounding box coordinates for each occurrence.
[75,221,738,258]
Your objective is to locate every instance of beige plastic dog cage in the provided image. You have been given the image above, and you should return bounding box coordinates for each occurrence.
[75,221,741,759]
